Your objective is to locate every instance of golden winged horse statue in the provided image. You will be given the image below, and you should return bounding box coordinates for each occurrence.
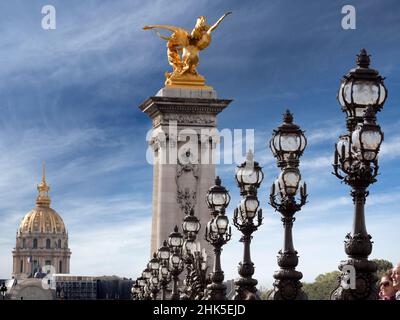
[143,12,231,89]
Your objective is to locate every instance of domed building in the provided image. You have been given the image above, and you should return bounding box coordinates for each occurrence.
[12,166,71,279]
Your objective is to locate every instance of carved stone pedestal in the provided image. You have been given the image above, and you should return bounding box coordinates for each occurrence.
[139,87,231,258]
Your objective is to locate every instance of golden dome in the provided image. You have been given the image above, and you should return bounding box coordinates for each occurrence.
[19,207,67,234]
[18,163,67,235]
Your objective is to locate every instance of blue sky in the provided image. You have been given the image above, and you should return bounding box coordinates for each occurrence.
[0,0,399,288]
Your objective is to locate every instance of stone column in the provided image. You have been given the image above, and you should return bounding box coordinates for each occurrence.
[139,87,231,258]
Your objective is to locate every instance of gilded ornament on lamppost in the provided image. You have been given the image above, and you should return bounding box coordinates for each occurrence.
[143,12,231,89]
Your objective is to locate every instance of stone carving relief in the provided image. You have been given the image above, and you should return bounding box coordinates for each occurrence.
[153,113,216,127]
[176,148,199,215]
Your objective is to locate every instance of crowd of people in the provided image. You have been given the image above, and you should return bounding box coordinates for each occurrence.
[379,262,400,300]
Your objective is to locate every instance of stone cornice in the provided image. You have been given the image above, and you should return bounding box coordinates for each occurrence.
[139,96,232,119]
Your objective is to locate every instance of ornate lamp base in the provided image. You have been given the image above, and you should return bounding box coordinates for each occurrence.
[331,232,378,300]
[234,277,260,300]
[268,271,307,300]
[206,282,227,300]
[331,258,378,300]
[268,250,307,300]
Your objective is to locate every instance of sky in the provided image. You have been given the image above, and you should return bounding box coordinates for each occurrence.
[0,0,399,288]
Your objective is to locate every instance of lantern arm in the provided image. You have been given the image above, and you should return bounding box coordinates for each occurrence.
[332,164,345,180]
[233,207,241,229]
[297,182,308,208]
[270,193,306,215]
[255,208,263,228]
[343,161,378,188]
[190,252,209,300]
[332,149,345,180]
[269,183,281,211]
[371,159,379,179]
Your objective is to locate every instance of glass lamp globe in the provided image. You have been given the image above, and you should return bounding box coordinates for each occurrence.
[338,49,387,127]
[206,176,230,214]
[183,239,196,256]
[235,150,264,194]
[142,268,152,280]
[239,196,259,219]
[270,110,306,166]
[168,225,183,249]
[278,167,301,196]
[159,265,170,280]
[148,253,160,272]
[138,277,146,287]
[170,253,181,269]
[336,135,352,170]
[351,107,383,161]
[214,213,229,235]
[182,210,201,234]
[158,240,171,261]
[151,275,159,286]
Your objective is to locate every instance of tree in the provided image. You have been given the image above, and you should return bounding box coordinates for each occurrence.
[372,259,393,280]
[258,285,272,300]
[302,271,341,300]
[302,259,393,300]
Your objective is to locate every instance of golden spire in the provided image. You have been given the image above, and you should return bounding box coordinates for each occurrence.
[36,162,51,207]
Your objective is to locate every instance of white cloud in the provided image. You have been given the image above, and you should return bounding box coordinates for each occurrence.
[69,216,152,278]
[380,135,400,160]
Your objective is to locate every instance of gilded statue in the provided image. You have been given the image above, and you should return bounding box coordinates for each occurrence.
[143,12,231,89]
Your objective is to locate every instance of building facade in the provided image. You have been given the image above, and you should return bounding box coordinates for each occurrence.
[12,166,71,279]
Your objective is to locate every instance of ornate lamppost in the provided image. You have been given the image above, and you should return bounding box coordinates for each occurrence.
[148,253,160,300]
[190,245,209,300]
[136,276,146,300]
[268,110,308,300]
[141,267,153,300]
[181,209,201,300]
[233,150,263,300]
[331,49,386,300]
[205,177,231,300]
[168,225,184,300]
[131,280,141,300]
[157,240,171,300]
[159,262,171,300]
[1,282,7,300]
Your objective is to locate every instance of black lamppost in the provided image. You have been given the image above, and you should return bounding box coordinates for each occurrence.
[148,252,160,300]
[168,225,184,300]
[158,240,171,300]
[159,262,171,300]
[233,150,263,300]
[331,49,386,300]
[190,246,209,300]
[131,281,141,300]
[137,276,147,300]
[181,209,201,300]
[205,177,231,300]
[0,282,7,300]
[141,267,152,300]
[268,110,308,300]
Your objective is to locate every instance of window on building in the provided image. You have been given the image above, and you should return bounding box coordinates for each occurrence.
[46,239,51,249]
[22,238,26,248]
[45,260,52,273]
[58,239,61,248]
[33,260,38,274]
[59,260,62,273]
[20,260,23,273]
[33,238,38,249]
